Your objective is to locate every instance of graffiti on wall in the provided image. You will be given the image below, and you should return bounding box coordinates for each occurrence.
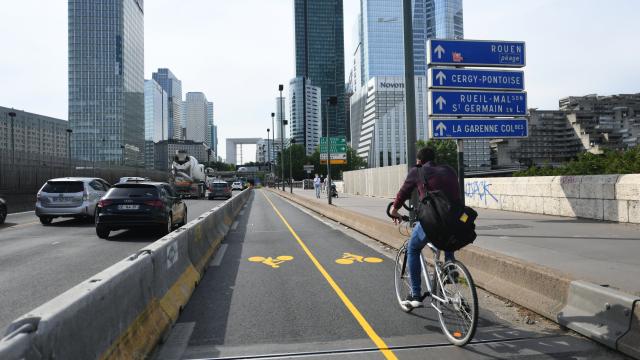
[465,180,499,205]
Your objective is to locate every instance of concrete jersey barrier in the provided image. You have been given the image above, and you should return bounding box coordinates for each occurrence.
[267,188,640,359]
[0,189,253,360]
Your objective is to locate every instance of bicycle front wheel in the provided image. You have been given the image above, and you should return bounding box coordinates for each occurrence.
[394,244,413,312]
[434,260,478,346]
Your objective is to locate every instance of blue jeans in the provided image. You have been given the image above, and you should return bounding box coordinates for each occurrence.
[407,222,455,297]
[314,185,321,198]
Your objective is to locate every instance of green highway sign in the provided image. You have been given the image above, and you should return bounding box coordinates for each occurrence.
[319,144,347,153]
[320,136,346,145]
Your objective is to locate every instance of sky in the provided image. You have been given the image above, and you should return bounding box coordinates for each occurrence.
[1,0,639,162]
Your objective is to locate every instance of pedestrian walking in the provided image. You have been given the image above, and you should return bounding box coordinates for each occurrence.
[313,174,321,198]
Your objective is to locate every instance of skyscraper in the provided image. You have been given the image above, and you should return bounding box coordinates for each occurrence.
[152,68,183,140]
[68,0,145,166]
[294,0,346,138]
[144,79,168,168]
[434,0,463,39]
[289,77,322,155]
[184,92,208,143]
[207,101,214,149]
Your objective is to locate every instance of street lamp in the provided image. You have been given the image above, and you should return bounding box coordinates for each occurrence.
[325,96,338,205]
[7,111,16,165]
[278,84,285,191]
[271,112,275,179]
[66,128,73,167]
[289,138,296,193]
[266,128,270,185]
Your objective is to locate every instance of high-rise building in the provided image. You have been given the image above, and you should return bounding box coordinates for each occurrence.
[294,0,346,138]
[184,92,209,143]
[434,0,464,39]
[289,77,322,155]
[207,101,214,147]
[276,96,287,140]
[211,124,218,159]
[68,0,145,167]
[152,68,183,140]
[144,80,168,168]
[350,76,427,167]
[0,106,70,166]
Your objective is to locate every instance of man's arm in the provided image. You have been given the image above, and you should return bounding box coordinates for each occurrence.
[393,167,418,210]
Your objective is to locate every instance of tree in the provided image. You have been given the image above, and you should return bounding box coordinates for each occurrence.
[275,144,307,180]
[513,147,640,176]
[308,145,367,180]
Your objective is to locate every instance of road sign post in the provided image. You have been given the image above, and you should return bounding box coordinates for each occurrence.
[427,38,528,204]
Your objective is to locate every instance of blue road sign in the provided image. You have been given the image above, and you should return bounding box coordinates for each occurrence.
[430,118,528,139]
[429,68,524,91]
[429,90,527,117]
[427,39,526,67]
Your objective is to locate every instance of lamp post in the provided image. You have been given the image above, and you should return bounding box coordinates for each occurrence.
[271,112,275,179]
[289,138,296,193]
[66,128,73,167]
[8,111,16,165]
[278,84,285,191]
[325,96,337,205]
[266,128,270,186]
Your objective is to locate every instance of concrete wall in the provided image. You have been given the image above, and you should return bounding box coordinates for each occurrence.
[342,166,640,224]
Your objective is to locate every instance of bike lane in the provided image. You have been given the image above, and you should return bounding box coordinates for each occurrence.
[157,190,622,359]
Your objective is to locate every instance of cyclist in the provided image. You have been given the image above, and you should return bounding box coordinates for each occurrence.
[390,146,460,308]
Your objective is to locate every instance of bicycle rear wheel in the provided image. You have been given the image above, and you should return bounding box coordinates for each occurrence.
[394,244,413,312]
[434,260,478,346]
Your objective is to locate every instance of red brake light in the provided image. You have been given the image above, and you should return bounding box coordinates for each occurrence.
[144,200,163,208]
[98,199,112,208]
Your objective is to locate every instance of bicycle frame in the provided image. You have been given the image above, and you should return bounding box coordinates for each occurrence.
[419,243,451,311]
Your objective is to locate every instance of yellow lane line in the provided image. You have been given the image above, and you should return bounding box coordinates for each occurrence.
[262,191,398,360]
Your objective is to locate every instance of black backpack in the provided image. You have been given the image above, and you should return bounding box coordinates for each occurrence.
[416,166,478,252]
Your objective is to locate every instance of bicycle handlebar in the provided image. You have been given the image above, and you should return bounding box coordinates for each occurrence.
[386,202,410,222]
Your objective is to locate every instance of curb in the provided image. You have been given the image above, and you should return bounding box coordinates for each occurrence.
[267,188,640,359]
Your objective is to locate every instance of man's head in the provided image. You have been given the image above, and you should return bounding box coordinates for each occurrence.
[416,147,435,165]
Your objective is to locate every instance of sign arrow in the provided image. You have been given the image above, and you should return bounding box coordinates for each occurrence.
[434,45,445,59]
[435,71,446,85]
[435,96,446,111]
[435,122,446,137]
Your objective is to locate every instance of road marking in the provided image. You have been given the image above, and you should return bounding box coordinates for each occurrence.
[335,252,383,265]
[209,244,228,267]
[7,210,35,215]
[248,255,294,269]
[231,220,239,230]
[51,241,60,245]
[9,221,40,229]
[155,322,195,360]
[261,191,397,360]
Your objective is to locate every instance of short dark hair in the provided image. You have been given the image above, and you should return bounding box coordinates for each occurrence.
[417,147,435,164]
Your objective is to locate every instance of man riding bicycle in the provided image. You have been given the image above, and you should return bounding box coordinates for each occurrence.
[390,147,460,308]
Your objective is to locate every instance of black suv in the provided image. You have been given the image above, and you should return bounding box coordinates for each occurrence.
[95,182,187,239]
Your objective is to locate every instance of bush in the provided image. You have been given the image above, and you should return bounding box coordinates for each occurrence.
[514,147,640,176]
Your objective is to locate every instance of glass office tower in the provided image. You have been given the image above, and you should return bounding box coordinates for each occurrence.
[152,68,183,140]
[68,0,144,166]
[144,79,168,168]
[294,0,346,138]
[435,0,463,39]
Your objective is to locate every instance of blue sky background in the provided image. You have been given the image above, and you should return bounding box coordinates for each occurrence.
[1,0,638,161]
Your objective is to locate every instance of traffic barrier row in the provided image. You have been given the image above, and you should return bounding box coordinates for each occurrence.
[267,188,640,359]
[0,189,252,360]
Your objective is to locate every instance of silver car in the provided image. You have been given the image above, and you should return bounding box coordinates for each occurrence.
[35,177,111,225]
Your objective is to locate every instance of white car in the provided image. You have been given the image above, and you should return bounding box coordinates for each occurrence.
[231,181,243,191]
[118,177,150,184]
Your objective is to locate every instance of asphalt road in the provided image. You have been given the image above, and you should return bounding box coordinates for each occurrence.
[154,190,623,360]
[0,194,236,332]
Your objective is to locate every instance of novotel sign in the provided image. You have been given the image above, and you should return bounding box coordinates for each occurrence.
[378,81,404,89]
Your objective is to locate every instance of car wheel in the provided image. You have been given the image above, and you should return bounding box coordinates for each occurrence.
[39,216,53,225]
[0,204,6,225]
[96,225,110,239]
[160,213,172,235]
[180,208,188,226]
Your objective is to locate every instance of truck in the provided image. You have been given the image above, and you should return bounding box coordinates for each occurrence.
[170,150,206,199]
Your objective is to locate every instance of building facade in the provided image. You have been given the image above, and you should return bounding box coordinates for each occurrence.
[207,102,215,152]
[152,68,183,140]
[434,0,464,39]
[154,139,208,170]
[294,0,346,138]
[144,79,168,168]
[0,107,70,166]
[289,77,322,155]
[68,0,145,167]
[184,92,209,143]
[350,76,427,167]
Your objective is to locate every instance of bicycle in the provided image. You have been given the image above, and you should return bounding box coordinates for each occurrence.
[387,202,478,346]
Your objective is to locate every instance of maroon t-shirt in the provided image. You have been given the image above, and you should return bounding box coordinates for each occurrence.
[393,162,461,210]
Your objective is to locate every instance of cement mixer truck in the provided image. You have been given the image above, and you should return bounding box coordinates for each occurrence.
[170,150,206,198]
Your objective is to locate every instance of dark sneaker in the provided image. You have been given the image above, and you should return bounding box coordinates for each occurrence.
[402,294,423,308]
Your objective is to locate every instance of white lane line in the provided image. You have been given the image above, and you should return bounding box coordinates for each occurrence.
[51,242,60,245]
[209,244,228,267]
[7,210,35,216]
[231,220,239,230]
[155,322,195,360]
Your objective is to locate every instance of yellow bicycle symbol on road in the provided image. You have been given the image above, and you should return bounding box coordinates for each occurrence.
[335,252,383,265]
[248,255,294,268]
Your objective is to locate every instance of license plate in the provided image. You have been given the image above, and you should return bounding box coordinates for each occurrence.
[118,204,140,210]
[52,197,70,202]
